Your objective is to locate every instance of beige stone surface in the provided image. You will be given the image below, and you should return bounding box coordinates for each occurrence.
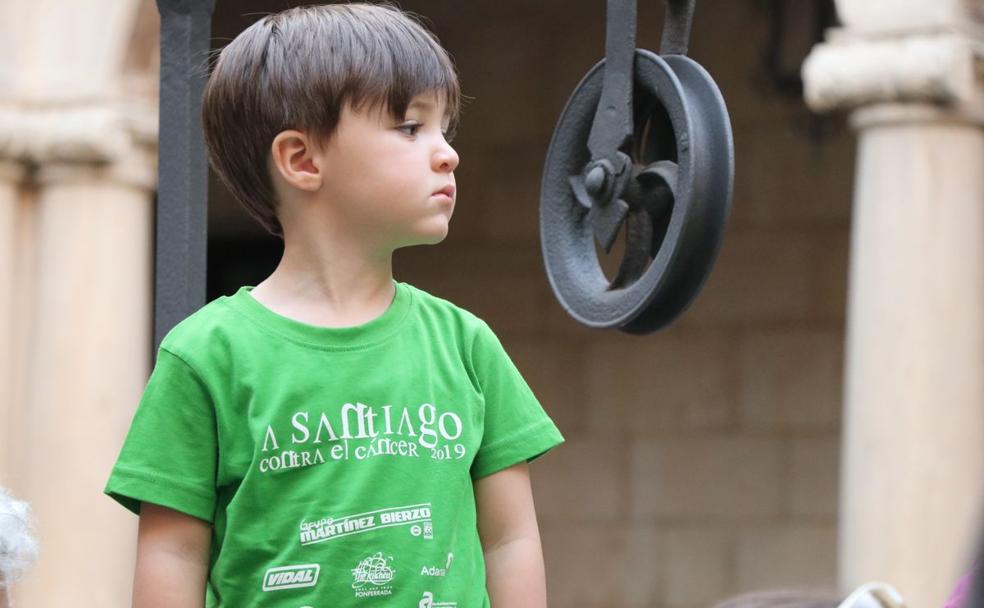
[802,2,984,605]
[584,331,738,437]
[456,13,555,147]
[736,524,838,590]
[12,172,152,608]
[814,228,851,322]
[540,522,631,607]
[478,143,546,243]
[685,230,818,326]
[630,438,784,520]
[839,113,984,608]
[531,436,624,522]
[788,437,841,519]
[833,0,970,34]
[731,124,855,227]
[5,172,37,502]
[0,162,22,479]
[0,1,143,101]
[662,528,735,606]
[622,525,667,607]
[504,335,589,436]
[0,2,159,605]
[739,329,844,433]
[804,32,980,112]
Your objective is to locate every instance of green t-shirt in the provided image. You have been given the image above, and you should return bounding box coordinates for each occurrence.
[105,281,564,607]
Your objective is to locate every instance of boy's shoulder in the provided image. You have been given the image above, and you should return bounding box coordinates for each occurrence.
[156,290,244,362]
[402,281,506,344]
[401,282,485,326]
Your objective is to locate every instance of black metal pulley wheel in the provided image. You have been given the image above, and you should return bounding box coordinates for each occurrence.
[540,0,734,334]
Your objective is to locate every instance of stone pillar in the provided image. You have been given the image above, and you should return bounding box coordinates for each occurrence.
[803,2,984,606]
[0,1,159,604]
[10,148,156,607]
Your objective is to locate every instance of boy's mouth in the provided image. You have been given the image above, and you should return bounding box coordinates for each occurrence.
[433,185,455,198]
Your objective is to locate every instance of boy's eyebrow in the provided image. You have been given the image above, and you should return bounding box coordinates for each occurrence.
[407,98,450,119]
[405,98,452,127]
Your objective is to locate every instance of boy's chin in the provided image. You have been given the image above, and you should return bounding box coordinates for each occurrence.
[397,228,450,249]
[416,221,451,245]
[416,232,450,246]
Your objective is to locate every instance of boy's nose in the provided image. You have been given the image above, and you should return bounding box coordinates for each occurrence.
[433,143,459,173]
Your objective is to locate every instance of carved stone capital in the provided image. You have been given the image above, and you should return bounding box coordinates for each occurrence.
[833,0,984,35]
[0,101,158,190]
[33,143,157,192]
[0,101,157,164]
[803,30,984,118]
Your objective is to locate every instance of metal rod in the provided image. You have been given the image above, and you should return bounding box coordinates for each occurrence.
[660,0,696,55]
[587,0,637,161]
[154,0,216,354]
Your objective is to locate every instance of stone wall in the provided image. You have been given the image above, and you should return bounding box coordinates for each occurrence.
[401,2,853,606]
[208,1,857,606]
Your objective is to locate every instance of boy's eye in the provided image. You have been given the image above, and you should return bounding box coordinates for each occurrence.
[398,123,421,136]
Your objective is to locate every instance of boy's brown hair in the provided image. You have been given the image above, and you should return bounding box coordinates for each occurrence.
[202,3,462,237]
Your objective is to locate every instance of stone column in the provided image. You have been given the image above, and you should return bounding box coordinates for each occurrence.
[0,1,159,604]
[803,2,984,606]
[9,144,156,607]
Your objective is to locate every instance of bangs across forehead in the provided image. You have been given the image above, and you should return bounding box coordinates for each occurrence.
[300,4,461,126]
[348,24,460,123]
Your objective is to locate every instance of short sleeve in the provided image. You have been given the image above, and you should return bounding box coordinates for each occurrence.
[469,321,564,480]
[104,347,218,522]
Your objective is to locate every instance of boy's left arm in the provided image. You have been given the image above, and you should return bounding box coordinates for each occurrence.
[474,461,548,608]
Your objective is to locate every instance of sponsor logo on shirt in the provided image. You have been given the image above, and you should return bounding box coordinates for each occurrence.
[421,552,454,577]
[419,591,458,607]
[261,564,320,592]
[299,503,433,545]
[409,521,434,539]
[420,565,446,577]
[351,552,396,598]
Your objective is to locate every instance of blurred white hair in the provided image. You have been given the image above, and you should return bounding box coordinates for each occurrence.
[0,487,38,588]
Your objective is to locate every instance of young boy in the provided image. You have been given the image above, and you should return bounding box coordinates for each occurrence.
[104,3,564,607]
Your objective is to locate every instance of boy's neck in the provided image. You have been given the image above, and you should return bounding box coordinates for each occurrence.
[250,230,397,329]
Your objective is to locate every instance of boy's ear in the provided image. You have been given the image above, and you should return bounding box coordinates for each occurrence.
[270,130,323,192]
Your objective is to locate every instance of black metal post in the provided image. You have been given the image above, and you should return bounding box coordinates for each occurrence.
[154,0,215,353]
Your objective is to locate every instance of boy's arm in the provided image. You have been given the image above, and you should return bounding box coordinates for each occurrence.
[133,503,211,608]
[474,461,548,608]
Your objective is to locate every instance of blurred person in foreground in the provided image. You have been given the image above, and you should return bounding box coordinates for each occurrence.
[713,583,906,608]
[0,487,38,608]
